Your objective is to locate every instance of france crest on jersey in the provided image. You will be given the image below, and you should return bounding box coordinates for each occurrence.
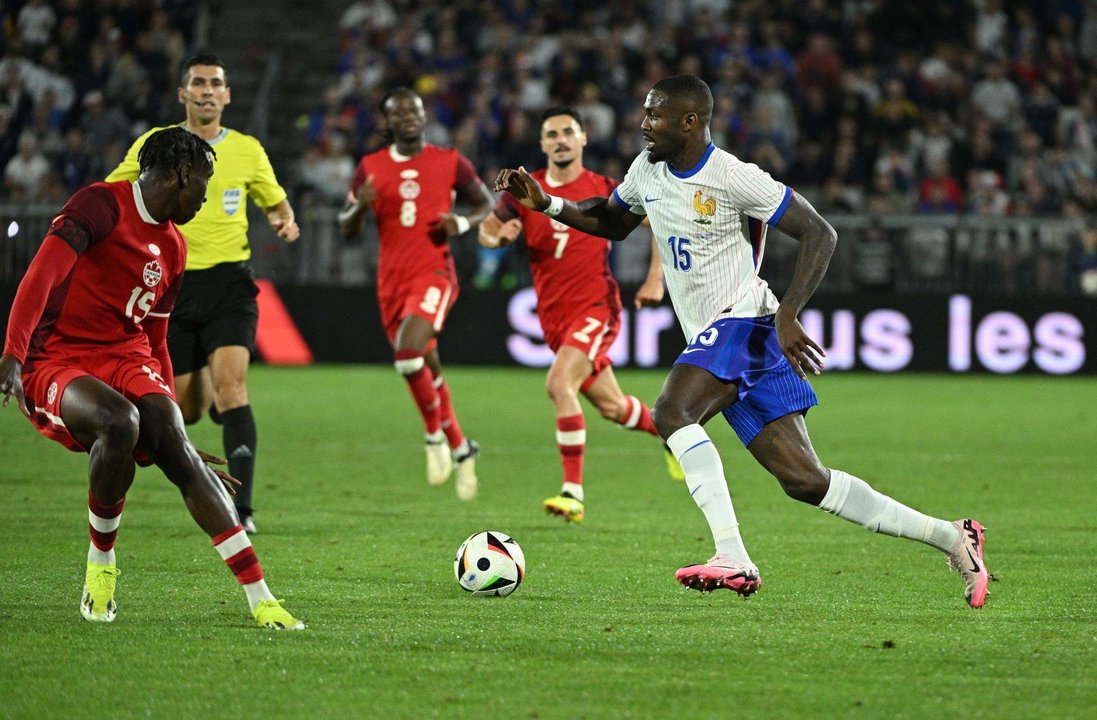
[611,143,793,340]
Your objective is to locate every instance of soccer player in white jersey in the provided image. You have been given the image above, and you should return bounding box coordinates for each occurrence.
[494,75,991,608]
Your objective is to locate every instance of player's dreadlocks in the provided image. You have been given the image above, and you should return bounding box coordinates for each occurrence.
[137,127,215,177]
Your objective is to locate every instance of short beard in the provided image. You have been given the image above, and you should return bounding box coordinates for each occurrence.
[551,157,575,169]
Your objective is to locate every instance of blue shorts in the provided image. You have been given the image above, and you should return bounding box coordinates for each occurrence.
[674,316,819,446]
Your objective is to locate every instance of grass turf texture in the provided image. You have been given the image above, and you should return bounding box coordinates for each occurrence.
[1,366,1094,719]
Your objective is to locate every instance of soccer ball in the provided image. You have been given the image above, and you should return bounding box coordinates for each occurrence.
[454,531,526,597]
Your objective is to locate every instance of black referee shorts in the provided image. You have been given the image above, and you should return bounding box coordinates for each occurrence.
[167,262,259,376]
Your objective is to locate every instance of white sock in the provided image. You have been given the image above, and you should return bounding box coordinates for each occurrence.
[819,469,960,552]
[667,424,752,564]
[425,430,445,444]
[561,481,584,502]
[87,544,115,565]
[243,579,276,611]
[452,439,470,458]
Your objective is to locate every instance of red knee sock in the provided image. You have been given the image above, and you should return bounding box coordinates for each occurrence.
[212,525,265,586]
[619,396,658,436]
[88,492,125,564]
[433,374,465,449]
[394,351,441,435]
[556,414,586,485]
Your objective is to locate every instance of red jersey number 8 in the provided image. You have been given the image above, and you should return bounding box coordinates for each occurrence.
[400,200,417,227]
[419,286,442,314]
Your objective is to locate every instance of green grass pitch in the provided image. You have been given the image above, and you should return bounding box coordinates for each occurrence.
[1,366,1094,718]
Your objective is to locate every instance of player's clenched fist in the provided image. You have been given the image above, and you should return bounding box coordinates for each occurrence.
[494,167,550,211]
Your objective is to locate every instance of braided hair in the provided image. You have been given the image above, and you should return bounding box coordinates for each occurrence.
[137,127,215,177]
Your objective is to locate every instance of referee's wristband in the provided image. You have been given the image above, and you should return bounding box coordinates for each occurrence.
[543,195,565,217]
[454,215,471,234]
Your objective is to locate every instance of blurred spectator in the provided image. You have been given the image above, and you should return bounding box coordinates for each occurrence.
[968,170,1010,216]
[917,159,963,214]
[971,60,1022,133]
[18,0,57,52]
[910,112,957,178]
[574,83,615,150]
[874,77,919,146]
[4,131,50,200]
[974,0,1009,56]
[795,33,843,98]
[297,132,356,205]
[1023,81,1062,148]
[79,90,129,149]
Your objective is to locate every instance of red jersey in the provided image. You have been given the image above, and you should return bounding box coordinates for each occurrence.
[351,144,479,294]
[496,169,621,331]
[4,181,186,372]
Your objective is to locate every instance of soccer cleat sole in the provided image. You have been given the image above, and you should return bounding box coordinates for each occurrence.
[675,569,761,597]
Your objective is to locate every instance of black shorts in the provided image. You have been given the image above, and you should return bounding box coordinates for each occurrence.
[168,262,259,376]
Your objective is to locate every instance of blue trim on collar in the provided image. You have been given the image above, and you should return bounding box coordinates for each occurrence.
[767,186,793,226]
[180,123,230,146]
[668,143,716,178]
[206,128,230,146]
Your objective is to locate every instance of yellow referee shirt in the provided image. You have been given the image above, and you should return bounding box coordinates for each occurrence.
[107,126,288,270]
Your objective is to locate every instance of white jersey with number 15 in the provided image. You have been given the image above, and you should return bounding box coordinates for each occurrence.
[611,143,792,340]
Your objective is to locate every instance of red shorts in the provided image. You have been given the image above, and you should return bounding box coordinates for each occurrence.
[22,352,174,458]
[543,305,621,384]
[378,275,459,349]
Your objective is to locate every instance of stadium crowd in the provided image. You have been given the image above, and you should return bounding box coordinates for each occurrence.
[2,1,1096,293]
[300,0,1097,223]
[0,0,198,203]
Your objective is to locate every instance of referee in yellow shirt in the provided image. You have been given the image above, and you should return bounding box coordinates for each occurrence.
[107,54,300,534]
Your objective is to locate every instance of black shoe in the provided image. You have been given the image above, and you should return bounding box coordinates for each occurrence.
[236,507,256,534]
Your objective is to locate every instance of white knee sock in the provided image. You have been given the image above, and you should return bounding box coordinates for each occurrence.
[667,424,752,564]
[819,469,959,552]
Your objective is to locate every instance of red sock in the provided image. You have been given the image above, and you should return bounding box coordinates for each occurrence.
[212,525,265,585]
[433,374,465,449]
[556,414,586,485]
[88,492,125,558]
[394,351,441,434]
[620,396,658,436]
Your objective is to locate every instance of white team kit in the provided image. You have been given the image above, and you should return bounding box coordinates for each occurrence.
[610,143,792,340]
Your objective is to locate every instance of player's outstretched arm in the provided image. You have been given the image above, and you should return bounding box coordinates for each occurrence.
[494,167,643,241]
[772,192,838,379]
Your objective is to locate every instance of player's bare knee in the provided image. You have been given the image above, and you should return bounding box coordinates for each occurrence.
[94,402,141,452]
[545,375,575,405]
[213,382,248,410]
[777,467,829,505]
[651,400,687,440]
